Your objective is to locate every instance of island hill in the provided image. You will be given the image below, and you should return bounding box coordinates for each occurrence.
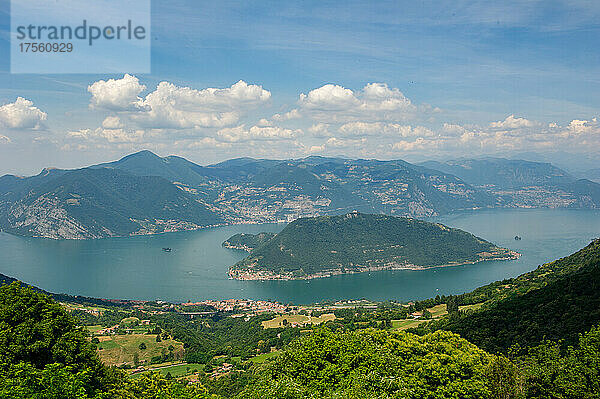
[225,212,520,280]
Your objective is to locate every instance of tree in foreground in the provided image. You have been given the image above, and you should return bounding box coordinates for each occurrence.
[0,282,214,399]
[238,328,498,399]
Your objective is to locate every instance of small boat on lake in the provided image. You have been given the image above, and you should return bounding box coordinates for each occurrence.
[514,236,522,241]
[162,247,172,252]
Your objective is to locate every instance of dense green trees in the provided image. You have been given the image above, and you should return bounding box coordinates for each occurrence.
[0,282,112,397]
[424,239,600,352]
[117,372,216,399]
[231,212,512,278]
[0,283,213,399]
[513,326,600,398]
[236,325,600,399]
[154,313,301,362]
[238,328,496,398]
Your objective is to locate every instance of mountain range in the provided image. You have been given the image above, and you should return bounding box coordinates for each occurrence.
[0,151,598,239]
[420,158,600,208]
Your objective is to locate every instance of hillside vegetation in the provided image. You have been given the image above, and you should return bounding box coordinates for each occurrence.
[229,212,517,279]
[239,329,495,398]
[3,241,600,398]
[425,239,600,352]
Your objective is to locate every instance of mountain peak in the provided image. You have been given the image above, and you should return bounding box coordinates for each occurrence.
[118,150,163,162]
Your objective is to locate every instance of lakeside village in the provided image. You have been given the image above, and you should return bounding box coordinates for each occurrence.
[61,295,449,382]
[67,297,436,333]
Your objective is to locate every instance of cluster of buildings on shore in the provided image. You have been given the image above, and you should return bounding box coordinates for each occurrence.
[182,299,288,313]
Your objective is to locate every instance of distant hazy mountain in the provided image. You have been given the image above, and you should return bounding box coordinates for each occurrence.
[509,151,599,174]
[580,168,600,184]
[420,158,600,208]
[228,212,517,280]
[419,158,574,188]
[92,150,213,188]
[1,151,598,239]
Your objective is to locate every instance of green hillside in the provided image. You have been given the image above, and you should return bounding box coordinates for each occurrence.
[0,167,223,239]
[229,212,517,279]
[426,239,600,352]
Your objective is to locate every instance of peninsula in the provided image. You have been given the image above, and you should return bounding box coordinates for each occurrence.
[222,232,276,252]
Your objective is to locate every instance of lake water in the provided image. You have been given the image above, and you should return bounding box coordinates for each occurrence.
[1,209,599,304]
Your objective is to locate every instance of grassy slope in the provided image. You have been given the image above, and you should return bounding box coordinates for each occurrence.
[430,240,600,352]
[97,334,184,366]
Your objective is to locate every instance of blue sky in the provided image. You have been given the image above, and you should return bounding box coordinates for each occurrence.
[0,0,599,175]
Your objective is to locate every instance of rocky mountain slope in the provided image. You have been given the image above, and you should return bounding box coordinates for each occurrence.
[0,167,222,239]
[1,151,598,239]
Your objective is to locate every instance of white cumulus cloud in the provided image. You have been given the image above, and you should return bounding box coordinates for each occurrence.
[292,82,419,123]
[88,74,146,111]
[67,127,144,143]
[337,122,434,138]
[88,77,272,130]
[489,114,539,129]
[0,97,47,129]
[101,116,123,129]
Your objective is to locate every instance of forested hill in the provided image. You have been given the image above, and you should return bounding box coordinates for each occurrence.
[427,239,600,352]
[0,167,223,239]
[229,212,518,280]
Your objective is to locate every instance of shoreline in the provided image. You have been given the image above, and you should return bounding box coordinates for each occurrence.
[1,220,282,241]
[221,243,254,252]
[229,250,522,281]
[4,206,600,240]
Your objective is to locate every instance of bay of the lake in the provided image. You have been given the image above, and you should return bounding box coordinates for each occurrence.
[1,208,599,304]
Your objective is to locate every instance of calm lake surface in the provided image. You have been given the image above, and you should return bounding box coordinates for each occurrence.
[1,209,599,304]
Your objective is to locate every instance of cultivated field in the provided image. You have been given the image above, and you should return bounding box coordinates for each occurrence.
[391,303,485,331]
[391,304,446,331]
[96,334,184,366]
[261,313,336,329]
[250,351,280,364]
